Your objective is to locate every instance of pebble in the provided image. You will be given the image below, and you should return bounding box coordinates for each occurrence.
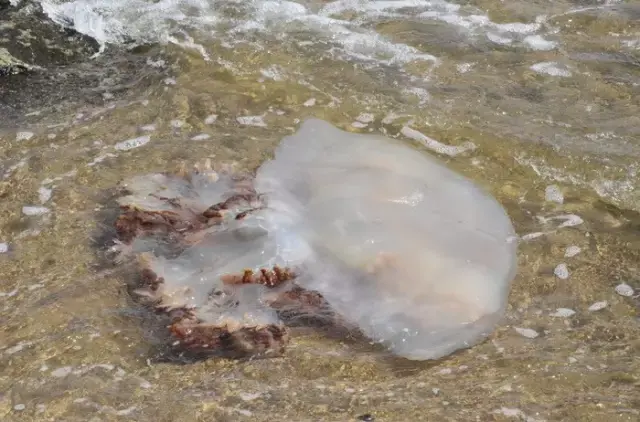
[191,133,211,141]
[236,116,267,127]
[16,228,41,239]
[521,232,545,241]
[237,115,267,127]
[115,406,137,416]
[170,119,185,129]
[22,206,50,216]
[514,327,539,339]
[16,131,34,141]
[558,214,583,228]
[204,114,218,124]
[615,283,634,297]
[356,113,375,124]
[381,112,404,124]
[5,341,31,354]
[233,409,252,417]
[550,308,575,318]
[564,246,581,258]
[554,263,569,279]
[530,60,570,76]
[38,186,52,203]
[544,185,564,204]
[303,98,316,107]
[0,242,8,253]
[140,124,156,132]
[0,288,19,297]
[457,62,473,73]
[401,126,476,156]
[494,408,525,418]
[87,153,117,167]
[114,136,151,151]
[239,392,262,401]
[588,301,608,312]
[14,404,25,411]
[51,366,73,378]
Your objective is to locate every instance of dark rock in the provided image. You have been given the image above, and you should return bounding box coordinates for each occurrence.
[0,0,99,72]
[0,1,170,127]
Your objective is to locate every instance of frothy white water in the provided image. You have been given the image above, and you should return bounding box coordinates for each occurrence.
[38,0,437,67]
[37,0,557,67]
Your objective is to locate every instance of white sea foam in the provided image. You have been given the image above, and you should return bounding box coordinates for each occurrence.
[38,0,438,68]
[36,0,556,76]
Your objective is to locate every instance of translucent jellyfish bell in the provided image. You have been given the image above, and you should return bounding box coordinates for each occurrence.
[256,119,518,360]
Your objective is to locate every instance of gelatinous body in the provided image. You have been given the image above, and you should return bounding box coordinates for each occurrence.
[111,119,518,360]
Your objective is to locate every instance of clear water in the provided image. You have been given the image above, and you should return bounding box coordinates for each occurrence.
[1,0,639,420]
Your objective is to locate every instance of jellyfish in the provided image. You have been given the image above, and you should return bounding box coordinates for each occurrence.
[111,118,518,360]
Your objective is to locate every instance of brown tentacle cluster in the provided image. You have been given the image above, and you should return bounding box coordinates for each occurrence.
[138,262,329,357]
[114,207,206,244]
[202,192,264,219]
[219,266,297,288]
[113,165,344,358]
[169,320,290,357]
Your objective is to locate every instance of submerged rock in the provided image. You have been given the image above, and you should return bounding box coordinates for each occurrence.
[0,47,34,76]
[110,119,518,361]
[0,1,167,125]
[0,0,98,75]
[0,1,98,73]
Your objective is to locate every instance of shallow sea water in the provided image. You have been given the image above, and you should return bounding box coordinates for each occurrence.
[1,0,639,421]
